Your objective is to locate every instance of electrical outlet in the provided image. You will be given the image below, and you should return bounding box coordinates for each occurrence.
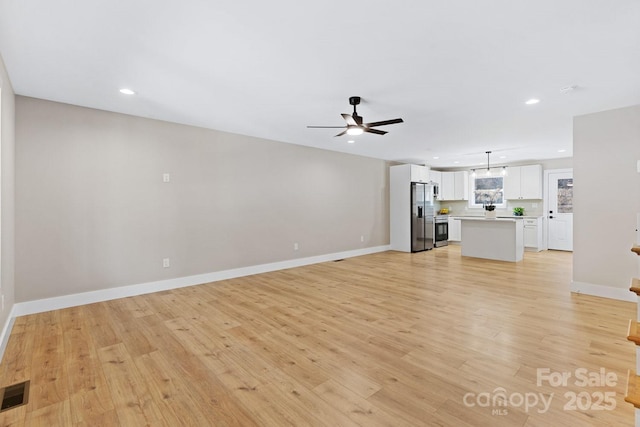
[163,258,170,268]
[163,173,170,183]
[360,235,364,242]
[532,203,538,208]
[293,243,299,251]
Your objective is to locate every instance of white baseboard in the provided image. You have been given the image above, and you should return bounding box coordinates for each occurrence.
[0,245,389,361]
[12,245,390,318]
[0,306,17,362]
[570,281,636,303]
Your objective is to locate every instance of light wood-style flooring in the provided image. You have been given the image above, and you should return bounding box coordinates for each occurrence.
[0,246,635,426]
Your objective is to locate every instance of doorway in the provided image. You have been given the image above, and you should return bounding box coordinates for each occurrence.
[545,169,573,251]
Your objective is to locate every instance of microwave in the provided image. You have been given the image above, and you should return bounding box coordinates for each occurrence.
[432,183,440,200]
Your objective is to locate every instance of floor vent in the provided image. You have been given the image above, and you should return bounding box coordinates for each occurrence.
[0,380,30,412]
[334,259,345,262]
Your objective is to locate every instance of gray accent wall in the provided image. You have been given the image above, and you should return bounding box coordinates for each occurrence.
[15,96,389,302]
[573,104,640,291]
[0,55,15,328]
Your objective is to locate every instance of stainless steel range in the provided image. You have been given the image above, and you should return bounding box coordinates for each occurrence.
[434,215,449,247]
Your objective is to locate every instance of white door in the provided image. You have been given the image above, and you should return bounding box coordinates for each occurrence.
[547,171,573,251]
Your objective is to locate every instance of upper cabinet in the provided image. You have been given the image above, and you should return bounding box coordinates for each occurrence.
[440,171,469,200]
[441,173,454,200]
[429,170,442,186]
[410,164,430,183]
[392,164,431,183]
[504,165,542,199]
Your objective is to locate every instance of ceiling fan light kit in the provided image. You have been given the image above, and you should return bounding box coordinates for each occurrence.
[346,126,364,136]
[307,96,404,138]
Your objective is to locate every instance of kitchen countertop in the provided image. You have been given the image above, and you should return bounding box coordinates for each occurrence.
[450,215,542,219]
[458,217,520,222]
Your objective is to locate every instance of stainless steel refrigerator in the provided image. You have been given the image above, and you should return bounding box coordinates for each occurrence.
[411,182,435,252]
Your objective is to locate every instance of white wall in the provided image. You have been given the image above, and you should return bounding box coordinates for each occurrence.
[573,105,640,299]
[0,54,15,337]
[15,97,389,302]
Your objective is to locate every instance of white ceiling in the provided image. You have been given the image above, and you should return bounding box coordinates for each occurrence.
[1,1,639,168]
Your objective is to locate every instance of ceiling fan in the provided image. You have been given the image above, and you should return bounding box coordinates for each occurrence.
[307,96,404,137]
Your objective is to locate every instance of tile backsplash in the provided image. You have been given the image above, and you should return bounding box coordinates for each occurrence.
[435,200,544,217]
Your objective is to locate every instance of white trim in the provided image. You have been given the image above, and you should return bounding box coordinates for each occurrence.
[0,305,17,361]
[467,172,507,210]
[570,280,636,302]
[12,245,390,317]
[543,168,573,251]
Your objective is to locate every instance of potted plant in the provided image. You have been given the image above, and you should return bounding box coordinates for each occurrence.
[484,202,496,218]
[481,190,501,218]
[513,207,524,216]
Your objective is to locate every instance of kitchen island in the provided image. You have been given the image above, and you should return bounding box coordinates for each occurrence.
[459,217,524,262]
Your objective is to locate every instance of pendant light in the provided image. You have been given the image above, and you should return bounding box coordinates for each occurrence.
[485,151,492,176]
[470,150,507,177]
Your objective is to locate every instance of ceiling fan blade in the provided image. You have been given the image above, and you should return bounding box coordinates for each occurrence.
[307,125,347,128]
[334,130,348,137]
[364,118,404,127]
[341,113,358,126]
[364,128,388,135]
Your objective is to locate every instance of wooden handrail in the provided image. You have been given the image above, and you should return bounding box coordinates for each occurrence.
[628,320,640,345]
[630,278,640,296]
[632,246,640,256]
[626,370,640,409]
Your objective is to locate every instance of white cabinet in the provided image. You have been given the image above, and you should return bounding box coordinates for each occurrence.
[505,165,542,199]
[429,170,442,186]
[448,217,461,242]
[523,217,543,251]
[454,172,469,200]
[391,164,430,184]
[441,173,454,200]
[524,225,537,247]
[440,171,469,200]
[520,165,542,199]
[503,169,519,199]
[410,164,430,183]
[441,172,455,200]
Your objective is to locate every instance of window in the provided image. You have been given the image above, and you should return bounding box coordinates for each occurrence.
[556,178,573,213]
[469,175,505,209]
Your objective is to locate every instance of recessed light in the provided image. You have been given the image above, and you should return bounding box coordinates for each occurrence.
[119,88,136,95]
[453,161,460,164]
[525,99,540,105]
[558,149,566,153]
[560,85,577,93]
[347,140,355,144]
[433,156,439,160]
[499,155,507,159]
